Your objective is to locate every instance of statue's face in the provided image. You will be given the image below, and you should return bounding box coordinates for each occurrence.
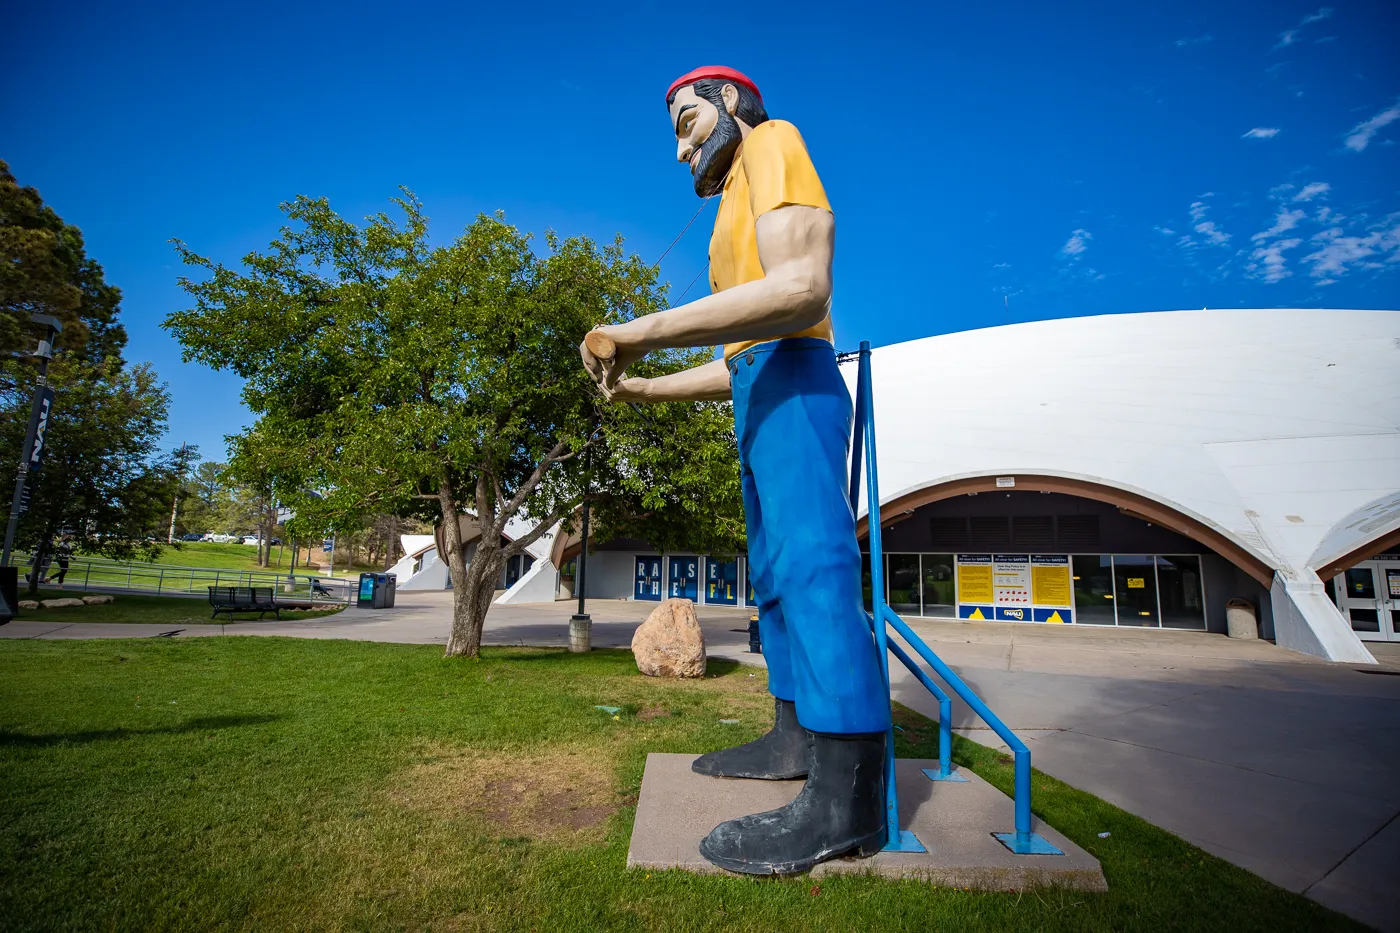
[669,83,743,198]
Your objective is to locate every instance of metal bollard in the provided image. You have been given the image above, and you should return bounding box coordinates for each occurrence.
[747,614,761,653]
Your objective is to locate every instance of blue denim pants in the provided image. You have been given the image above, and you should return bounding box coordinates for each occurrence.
[730,338,891,735]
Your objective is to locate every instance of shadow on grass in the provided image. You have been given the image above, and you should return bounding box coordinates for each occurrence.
[0,713,282,747]
[479,648,746,678]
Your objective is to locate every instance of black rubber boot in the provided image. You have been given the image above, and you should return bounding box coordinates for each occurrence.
[698,731,887,875]
[691,698,812,780]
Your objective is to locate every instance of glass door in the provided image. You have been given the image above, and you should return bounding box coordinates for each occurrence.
[1380,562,1400,641]
[1113,555,1160,627]
[1339,565,1383,640]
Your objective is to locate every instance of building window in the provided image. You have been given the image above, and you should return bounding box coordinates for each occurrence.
[1157,555,1206,630]
[1112,554,1159,627]
[1072,555,1117,626]
[888,554,920,615]
[921,554,956,618]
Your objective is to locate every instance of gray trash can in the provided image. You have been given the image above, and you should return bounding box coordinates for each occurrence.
[1226,598,1258,639]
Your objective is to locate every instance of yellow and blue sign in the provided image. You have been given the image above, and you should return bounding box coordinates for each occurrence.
[707,557,738,605]
[956,554,994,620]
[1030,555,1074,624]
[634,556,662,601]
[668,556,698,600]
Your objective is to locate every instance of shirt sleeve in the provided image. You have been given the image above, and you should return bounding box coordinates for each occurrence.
[743,121,832,219]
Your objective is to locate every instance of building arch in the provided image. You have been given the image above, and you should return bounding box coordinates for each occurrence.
[856,473,1275,588]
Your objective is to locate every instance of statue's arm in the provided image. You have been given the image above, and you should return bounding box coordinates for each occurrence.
[603,357,732,403]
[588,204,833,384]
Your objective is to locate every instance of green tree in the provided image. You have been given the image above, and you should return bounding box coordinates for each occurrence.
[1,162,174,590]
[167,194,743,656]
[1,160,126,362]
[164,443,200,543]
[0,356,175,592]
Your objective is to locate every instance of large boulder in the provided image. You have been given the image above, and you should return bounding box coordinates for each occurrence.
[17,600,39,610]
[631,598,706,678]
[41,598,86,609]
[82,595,115,606]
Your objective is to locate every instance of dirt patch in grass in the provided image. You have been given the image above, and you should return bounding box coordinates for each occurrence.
[636,706,671,722]
[387,744,621,843]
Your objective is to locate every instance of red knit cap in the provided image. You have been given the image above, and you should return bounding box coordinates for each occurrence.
[666,66,762,104]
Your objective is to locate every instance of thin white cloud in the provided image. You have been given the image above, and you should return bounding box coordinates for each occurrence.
[1242,127,1281,139]
[1274,7,1333,49]
[1188,201,1210,223]
[1252,208,1306,242]
[1154,226,1175,235]
[992,262,1011,269]
[1344,101,1400,152]
[1175,34,1213,47]
[1247,238,1303,283]
[1061,229,1092,257]
[1302,215,1400,281]
[1195,221,1230,246]
[1293,182,1330,201]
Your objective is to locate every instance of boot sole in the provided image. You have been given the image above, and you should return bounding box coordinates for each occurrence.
[690,764,809,781]
[699,827,887,876]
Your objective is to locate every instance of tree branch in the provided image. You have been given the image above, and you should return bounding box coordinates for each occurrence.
[488,439,570,538]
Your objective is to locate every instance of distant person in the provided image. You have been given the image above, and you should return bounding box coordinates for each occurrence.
[46,536,74,586]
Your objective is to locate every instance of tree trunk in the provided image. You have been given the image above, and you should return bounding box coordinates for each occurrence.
[442,478,506,658]
[168,491,180,544]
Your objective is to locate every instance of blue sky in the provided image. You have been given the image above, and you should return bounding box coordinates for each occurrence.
[5,0,1398,460]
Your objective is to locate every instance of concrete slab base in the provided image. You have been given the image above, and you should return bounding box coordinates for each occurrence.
[628,753,1106,890]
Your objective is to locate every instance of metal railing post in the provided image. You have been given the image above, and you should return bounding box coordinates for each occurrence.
[858,342,911,852]
[157,567,164,595]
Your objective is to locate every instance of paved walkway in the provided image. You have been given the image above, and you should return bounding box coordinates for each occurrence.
[3,593,1397,930]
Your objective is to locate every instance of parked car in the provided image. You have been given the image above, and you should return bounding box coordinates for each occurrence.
[205,533,238,544]
[240,535,263,546]
[180,533,203,542]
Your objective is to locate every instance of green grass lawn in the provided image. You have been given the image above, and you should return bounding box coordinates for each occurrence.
[18,590,345,625]
[0,639,1361,932]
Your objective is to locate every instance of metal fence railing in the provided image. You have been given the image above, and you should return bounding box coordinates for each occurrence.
[11,552,354,604]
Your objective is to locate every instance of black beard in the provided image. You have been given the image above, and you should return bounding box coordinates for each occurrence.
[691,110,742,197]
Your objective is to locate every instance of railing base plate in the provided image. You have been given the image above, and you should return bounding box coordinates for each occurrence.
[882,828,927,853]
[992,831,1065,856]
[921,766,970,783]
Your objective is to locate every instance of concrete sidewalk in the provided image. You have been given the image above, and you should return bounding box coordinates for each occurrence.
[3,593,1397,929]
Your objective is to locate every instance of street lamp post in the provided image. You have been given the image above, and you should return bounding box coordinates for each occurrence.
[569,451,592,653]
[2,314,63,569]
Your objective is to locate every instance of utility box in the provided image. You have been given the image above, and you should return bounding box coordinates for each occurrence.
[357,572,397,609]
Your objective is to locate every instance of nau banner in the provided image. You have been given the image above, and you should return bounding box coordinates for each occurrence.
[993,554,1031,621]
[956,554,994,620]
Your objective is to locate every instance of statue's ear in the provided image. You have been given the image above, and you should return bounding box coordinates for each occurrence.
[720,83,740,116]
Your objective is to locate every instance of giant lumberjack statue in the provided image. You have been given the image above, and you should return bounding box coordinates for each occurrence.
[580,66,890,874]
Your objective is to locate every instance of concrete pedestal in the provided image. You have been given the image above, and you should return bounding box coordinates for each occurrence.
[628,753,1106,890]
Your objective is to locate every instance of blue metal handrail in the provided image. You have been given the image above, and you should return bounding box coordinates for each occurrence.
[848,340,1060,856]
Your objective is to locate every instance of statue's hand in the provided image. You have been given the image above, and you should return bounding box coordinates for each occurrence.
[602,376,652,404]
[585,325,646,390]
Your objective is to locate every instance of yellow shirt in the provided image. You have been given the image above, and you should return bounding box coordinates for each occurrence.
[708,120,834,360]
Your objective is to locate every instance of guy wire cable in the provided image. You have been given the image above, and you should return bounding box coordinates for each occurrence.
[598,195,716,426]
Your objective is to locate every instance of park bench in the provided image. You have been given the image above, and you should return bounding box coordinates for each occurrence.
[207,585,281,620]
